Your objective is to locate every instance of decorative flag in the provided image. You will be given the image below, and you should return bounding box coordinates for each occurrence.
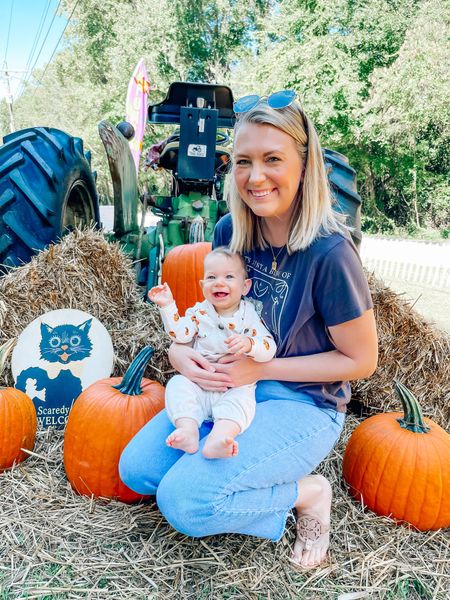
[125,58,151,174]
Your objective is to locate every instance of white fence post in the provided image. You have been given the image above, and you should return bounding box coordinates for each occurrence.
[360,237,450,290]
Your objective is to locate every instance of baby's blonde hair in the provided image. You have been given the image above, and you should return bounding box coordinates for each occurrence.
[228,101,347,253]
[205,247,248,278]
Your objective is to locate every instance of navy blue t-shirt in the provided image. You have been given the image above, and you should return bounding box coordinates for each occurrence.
[213,214,373,411]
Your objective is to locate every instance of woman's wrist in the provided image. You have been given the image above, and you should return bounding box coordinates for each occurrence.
[258,357,276,380]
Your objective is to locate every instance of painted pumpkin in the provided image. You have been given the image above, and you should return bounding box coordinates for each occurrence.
[343,380,450,530]
[64,346,165,503]
[0,340,37,471]
[162,242,212,315]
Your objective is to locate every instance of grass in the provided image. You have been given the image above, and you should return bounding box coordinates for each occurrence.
[385,577,434,600]
[364,228,449,243]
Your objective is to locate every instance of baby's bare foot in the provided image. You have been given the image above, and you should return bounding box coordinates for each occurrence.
[202,436,239,459]
[166,428,199,454]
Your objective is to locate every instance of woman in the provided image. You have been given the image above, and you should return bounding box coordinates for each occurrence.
[119,92,378,569]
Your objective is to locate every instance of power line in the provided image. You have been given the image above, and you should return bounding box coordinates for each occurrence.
[15,0,53,98]
[25,1,63,83]
[15,0,63,99]
[3,0,14,65]
[34,0,81,90]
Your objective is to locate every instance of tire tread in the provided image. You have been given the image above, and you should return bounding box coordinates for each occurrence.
[0,127,98,268]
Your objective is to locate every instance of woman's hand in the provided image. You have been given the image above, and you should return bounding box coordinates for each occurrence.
[215,355,264,387]
[168,343,233,391]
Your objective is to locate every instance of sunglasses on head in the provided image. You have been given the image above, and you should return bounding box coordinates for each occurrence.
[233,90,297,114]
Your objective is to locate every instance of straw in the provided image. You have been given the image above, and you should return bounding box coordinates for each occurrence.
[0,230,448,598]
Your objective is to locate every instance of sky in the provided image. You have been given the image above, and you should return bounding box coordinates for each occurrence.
[0,0,69,100]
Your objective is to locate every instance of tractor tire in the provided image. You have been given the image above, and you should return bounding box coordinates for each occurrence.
[0,127,99,269]
[323,148,362,248]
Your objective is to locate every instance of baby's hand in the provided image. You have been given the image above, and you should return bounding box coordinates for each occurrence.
[148,282,174,307]
[225,333,252,355]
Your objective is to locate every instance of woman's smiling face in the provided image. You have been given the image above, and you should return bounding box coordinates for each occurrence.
[233,122,304,223]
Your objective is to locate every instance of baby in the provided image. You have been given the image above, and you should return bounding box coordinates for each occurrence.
[148,247,276,459]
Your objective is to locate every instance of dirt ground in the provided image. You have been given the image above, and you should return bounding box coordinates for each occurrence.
[381,277,450,334]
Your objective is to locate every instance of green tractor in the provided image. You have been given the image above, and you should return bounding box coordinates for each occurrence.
[0,81,361,290]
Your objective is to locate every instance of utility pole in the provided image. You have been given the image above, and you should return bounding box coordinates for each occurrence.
[0,64,27,133]
[3,66,15,132]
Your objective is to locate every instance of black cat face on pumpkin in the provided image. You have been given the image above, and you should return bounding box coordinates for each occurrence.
[39,320,93,363]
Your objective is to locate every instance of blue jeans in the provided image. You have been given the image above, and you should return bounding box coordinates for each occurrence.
[119,380,345,541]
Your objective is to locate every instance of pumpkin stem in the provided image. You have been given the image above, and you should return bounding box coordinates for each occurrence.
[114,346,155,395]
[0,339,16,378]
[394,379,430,433]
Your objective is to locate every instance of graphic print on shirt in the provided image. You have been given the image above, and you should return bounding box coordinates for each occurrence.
[244,257,292,345]
[245,296,264,317]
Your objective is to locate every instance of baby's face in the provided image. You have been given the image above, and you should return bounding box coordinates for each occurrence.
[200,254,251,313]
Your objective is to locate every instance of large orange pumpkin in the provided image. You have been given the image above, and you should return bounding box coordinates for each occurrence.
[64,346,165,503]
[162,242,212,315]
[343,380,450,531]
[0,340,37,471]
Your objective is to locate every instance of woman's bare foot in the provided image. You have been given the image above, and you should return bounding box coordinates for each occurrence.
[202,435,239,459]
[166,428,199,454]
[290,474,332,569]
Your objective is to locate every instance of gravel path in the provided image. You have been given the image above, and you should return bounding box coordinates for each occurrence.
[377,277,450,333]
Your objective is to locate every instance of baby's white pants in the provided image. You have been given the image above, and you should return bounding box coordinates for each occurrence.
[165,374,256,433]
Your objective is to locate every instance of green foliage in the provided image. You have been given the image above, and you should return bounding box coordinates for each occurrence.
[169,0,268,81]
[0,100,9,140]
[357,0,450,231]
[385,576,433,599]
[0,0,448,237]
[232,0,449,233]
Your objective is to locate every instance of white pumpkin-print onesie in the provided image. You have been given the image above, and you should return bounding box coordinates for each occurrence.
[159,299,276,433]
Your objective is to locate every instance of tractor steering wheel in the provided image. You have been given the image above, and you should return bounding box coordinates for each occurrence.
[216,131,229,145]
[165,130,229,146]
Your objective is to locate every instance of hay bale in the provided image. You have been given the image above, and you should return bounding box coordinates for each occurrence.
[0,233,449,596]
[0,419,448,598]
[0,230,447,428]
[354,272,450,429]
[0,228,172,386]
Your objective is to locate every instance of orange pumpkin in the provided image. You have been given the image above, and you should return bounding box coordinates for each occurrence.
[162,242,211,315]
[343,380,450,530]
[64,346,165,503]
[0,340,37,471]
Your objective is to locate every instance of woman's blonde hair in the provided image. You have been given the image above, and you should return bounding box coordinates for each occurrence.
[228,101,348,253]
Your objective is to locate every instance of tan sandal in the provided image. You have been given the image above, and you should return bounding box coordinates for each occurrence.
[289,514,330,570]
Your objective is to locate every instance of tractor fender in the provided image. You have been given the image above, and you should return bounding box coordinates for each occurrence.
[98,120,139,239]
[0,127,99,269]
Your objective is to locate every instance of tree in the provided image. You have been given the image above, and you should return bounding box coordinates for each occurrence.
[357,0,450,230]
[1,0,448,234]
[6,0,270,196]
[169,0,270,81]
[233,0,423,143]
